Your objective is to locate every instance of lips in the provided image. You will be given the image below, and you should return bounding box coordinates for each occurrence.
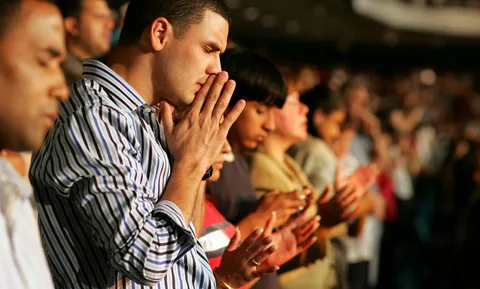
[195,83,205,93]
[213,161,224,170]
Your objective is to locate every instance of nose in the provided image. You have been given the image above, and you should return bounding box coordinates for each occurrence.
[301,102,309,115]
[206,54,222,75]
[263,108,276,132]
[50,73,70,102]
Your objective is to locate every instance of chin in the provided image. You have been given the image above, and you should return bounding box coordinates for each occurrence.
[243,140,259,151]
[295,134,308,143]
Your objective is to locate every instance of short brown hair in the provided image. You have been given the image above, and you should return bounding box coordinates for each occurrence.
[119,0,230,45]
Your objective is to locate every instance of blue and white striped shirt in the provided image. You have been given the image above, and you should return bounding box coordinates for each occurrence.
[29,59,215,289]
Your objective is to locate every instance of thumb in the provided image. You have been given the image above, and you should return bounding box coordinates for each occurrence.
[268,189,280,196]
[226,227,241,252]
[319,184,332,204]
[160,101,174,136]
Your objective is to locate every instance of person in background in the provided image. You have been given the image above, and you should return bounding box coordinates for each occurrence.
[29,0,245,288]
[289,84,378,289]
[249,76,378,289]
[207,48,312,289]
[58,0,114,84]
[201,139,320,289]
[340,77,386,289]
[0,0,69,288]
[110,1,128,46]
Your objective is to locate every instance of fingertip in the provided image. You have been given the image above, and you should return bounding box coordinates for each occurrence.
[220,71,229,79]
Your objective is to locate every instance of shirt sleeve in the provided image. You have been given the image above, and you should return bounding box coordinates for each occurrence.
[44,105,196,286]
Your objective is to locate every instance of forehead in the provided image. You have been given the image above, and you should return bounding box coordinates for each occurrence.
[6,2,65,50]
[183,10,229,51]
[82,0,111,12]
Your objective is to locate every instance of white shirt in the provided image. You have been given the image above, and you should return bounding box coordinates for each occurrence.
[0,157,54,289]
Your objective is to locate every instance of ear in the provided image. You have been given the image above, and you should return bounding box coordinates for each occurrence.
[64,17,80,37]
[149,17,172,52]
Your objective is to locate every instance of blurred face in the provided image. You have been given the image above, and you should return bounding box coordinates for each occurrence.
[273,91,309,144]
[0,1,68,151]
[67,0,114,58]
[316,109,345,145]
[156,10,228,108]
[207,140,232,183]
[403,91,418,109]
[229,101,275,150]
[345,86,369,122]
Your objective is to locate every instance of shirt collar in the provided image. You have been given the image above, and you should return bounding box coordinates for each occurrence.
[82,59,147,112]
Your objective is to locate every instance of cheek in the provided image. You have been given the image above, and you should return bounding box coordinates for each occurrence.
[274,112,292,134]
[236,111,256,134]
[184,46,206,73]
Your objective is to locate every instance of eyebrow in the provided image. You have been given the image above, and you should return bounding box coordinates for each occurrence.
[207,42,223,53]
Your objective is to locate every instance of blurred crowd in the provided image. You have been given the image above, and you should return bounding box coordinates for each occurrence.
[2,1,480,289]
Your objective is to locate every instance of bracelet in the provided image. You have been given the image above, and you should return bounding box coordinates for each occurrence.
[213,268,235,289]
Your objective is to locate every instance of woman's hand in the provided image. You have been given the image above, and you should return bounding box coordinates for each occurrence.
[262,211,320,267]
[215,227,279,288]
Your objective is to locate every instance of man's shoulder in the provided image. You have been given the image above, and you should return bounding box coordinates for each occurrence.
[58,79,129,124]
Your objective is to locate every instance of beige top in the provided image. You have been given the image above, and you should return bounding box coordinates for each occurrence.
[249,146,337,289]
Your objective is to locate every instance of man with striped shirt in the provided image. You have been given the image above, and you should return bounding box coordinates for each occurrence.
[30,0,245,288]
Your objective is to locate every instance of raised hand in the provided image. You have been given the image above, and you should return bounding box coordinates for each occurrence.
[160,72,246,178]
[253,188,314,228]
[215,226,279,288]
[260,211,320,267]
[335,164,379,208]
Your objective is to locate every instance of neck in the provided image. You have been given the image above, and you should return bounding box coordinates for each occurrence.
[261,133,294,165]
[105,45,156,106]
[229,141,241,154]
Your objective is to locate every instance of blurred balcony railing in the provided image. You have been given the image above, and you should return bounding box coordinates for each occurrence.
[353,0,480,36]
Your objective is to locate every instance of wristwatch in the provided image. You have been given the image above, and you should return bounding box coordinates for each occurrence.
[202,165,213,181]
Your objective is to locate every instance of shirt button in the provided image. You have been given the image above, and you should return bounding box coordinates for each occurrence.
[144,108,152,113]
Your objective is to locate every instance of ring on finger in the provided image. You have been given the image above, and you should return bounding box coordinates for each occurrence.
[251,259,261,266]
